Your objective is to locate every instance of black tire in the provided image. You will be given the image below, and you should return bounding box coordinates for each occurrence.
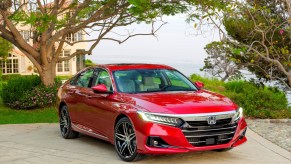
[59,105,79,139]
[114,117,144,162]
[214,148,233,152]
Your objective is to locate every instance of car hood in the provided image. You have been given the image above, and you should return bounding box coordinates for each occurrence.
[125,90,238,114]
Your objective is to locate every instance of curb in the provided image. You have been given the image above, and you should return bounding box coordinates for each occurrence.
[246,119,291,123]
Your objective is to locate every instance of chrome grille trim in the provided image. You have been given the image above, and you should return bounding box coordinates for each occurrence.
[179,112,238,147]
[141,111,236,122]
[182,125,237,132]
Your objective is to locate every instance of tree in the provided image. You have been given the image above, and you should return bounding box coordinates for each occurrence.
[85,59,95,67]
[189,0,291,89]
[201,41,243,81]
[0,0,190,86]
[222,0,291,89]
[0,36,13,58]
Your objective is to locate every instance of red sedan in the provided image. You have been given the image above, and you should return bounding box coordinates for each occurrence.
[57,64,247,162]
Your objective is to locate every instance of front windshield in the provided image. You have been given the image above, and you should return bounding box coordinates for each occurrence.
[113,69,198,93]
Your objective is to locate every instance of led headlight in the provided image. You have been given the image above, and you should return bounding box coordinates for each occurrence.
[232,107,243,122]
[137,111,183,127]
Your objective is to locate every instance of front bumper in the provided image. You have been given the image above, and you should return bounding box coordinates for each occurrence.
[128,113,247,154]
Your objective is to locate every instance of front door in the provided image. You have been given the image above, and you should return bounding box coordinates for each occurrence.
[85,69,116,138]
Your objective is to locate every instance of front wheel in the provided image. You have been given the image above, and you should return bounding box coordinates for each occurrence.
[59,105,79,139]
[114,117,143,162]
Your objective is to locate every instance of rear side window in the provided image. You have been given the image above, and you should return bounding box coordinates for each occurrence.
[75,69,94,88]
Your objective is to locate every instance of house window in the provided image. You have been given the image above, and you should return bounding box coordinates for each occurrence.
[57,50,70,73]
[66,31,83,42]
[0,54,19,74]
[20,30,30,42]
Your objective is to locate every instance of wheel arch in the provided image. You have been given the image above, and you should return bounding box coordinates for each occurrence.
[58,102,67,116]
[114,113,128,126]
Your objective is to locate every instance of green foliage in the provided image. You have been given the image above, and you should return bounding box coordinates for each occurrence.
[0,37,13,58]
[224,81,288,118]
[1,75,41,106]
[190,74,290,118]
[85,59,96,67]
[0,75,61,109]
[190,74,225,93]
[0,105,58,124]
[16,82,61,109]
[1,74,21,81]
[222,0,290,87]
[56,75,72,81]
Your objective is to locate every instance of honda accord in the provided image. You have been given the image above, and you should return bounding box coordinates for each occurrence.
[57,63,247,162]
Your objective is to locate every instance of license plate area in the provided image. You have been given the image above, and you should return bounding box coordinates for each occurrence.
[206,138,215,145]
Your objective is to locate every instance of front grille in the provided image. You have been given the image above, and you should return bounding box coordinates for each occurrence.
[186,118,232,126]
[182,119,237,147]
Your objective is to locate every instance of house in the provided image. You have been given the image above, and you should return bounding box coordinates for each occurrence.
[0,1,87,76]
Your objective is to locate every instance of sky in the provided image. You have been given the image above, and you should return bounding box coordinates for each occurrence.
[86,15,221,76]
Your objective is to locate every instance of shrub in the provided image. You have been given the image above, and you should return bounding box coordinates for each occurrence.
[11,83,61,109]
[0,70,2,81]
[190,74,225,93]
[1,75,61,109]
[56,75,72,81]
[1,74,21,81]
[1,75,41,106]
[190,74,290,118]
[224,81,288,118]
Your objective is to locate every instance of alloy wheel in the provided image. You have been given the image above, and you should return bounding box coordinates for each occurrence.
[115,118,139,161]
[59,105,79,139]
[60,107,69,136]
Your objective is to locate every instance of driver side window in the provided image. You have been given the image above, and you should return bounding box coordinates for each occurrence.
[75,69,94,88]
[94,70,113,92]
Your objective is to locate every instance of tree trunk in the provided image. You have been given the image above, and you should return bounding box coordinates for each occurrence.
[288,73,291,89]
[39,62,56,87]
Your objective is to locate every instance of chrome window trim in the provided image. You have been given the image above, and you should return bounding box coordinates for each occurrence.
[141,111,236,122]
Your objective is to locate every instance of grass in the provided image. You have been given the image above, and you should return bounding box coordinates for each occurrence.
[0,101,58,124]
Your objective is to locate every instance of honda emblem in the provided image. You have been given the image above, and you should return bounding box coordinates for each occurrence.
[207,116,216,125]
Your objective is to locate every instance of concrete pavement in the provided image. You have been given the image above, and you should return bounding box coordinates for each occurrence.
[0,123,290,164]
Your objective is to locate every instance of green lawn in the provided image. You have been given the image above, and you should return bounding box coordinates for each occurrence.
[0,104,59,124]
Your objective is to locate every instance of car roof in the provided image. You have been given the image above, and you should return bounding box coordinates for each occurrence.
[93,63,175,71]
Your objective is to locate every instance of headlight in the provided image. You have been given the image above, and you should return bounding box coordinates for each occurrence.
[137,111,183,127]
[233,107,243,122]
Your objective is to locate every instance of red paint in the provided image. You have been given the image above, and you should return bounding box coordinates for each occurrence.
[57,63,247,155]
[195,81,204,89]
[92,84,108,93]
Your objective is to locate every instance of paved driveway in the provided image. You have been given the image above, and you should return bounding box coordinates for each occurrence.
[0,124,290,164]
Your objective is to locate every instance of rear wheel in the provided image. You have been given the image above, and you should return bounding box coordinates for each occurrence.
[114,117,143,162]
[60,105,79,139]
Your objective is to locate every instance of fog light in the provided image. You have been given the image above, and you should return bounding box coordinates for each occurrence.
[240,128,247,139]
[147,136,170,148]
[153,140,159,146]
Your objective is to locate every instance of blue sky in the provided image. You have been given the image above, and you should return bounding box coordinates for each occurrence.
[87,15,220,76]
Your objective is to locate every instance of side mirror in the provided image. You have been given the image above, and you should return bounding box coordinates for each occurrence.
[194,81,204,89]
[92,84,108,93]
